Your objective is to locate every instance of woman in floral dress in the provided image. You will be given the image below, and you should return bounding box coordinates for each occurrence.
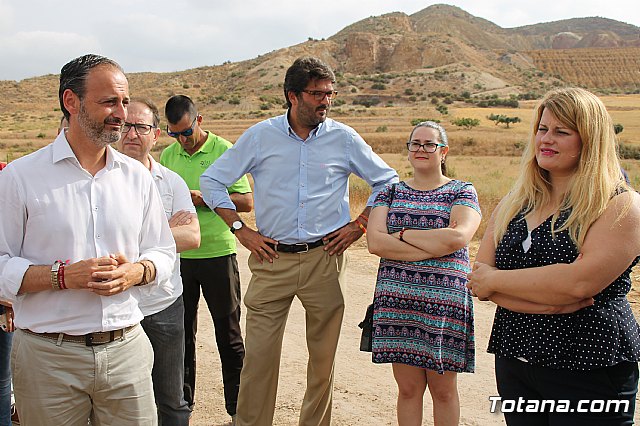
[367,121,481,425]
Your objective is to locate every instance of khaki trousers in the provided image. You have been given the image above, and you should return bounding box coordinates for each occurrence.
[11,324,157,426]
[236,247,347,426]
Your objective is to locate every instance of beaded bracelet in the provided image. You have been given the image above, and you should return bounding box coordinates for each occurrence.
[399,228,406,242]
[135,260,154,286]
[355,218,367,234]
[58,263,67,290]
[358,213,369,223]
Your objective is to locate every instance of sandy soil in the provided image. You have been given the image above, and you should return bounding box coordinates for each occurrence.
[189,244,640,425]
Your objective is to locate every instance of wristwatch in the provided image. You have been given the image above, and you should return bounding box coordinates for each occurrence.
[230,220,244,234]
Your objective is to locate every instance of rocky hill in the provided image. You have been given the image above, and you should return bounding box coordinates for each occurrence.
[1,3,639,120]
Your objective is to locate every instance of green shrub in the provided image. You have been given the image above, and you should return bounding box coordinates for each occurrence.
[619,142,640,159]
[452,118,480,129]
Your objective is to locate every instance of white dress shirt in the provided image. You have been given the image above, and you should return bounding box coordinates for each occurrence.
[132,156,195,316]
[0,133,176,334]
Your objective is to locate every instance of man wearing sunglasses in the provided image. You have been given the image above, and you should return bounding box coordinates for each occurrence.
[160,95,252,423]
[117,98,200,425]
[200,56,398,425]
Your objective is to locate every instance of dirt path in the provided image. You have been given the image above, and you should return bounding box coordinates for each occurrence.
[189,245,640,425]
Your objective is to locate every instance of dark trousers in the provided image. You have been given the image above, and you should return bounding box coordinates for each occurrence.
[141,296,191,426]
[180,255,244,416]
[495,357,638,426]
[0,308,11,426]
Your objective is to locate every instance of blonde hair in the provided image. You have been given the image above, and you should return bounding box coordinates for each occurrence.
[493,87,628,249]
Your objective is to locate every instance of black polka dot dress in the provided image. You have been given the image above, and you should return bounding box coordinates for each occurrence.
[487,209,640,370]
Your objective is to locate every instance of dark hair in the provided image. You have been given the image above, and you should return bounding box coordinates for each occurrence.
[131,98,160,128]
[283,57,335,108]
[409,121,449,175]
[164,95,197,125]
[58,54,124,120]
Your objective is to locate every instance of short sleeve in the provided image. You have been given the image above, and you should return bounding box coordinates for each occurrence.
[373,183,393,208]
[453,182,481,215]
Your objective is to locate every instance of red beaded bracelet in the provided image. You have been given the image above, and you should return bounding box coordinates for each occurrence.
[355,218,367,234]
[399,228,406,242]
[58,262,67,289]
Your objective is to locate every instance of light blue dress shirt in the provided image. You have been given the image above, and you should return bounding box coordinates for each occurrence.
[200,113,398,244]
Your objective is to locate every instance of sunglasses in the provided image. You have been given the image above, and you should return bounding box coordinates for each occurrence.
[166,116,197,138]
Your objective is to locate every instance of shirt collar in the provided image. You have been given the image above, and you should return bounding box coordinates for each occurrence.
[52,131,123,171]
[284,110,325,140]
[148,156,163,181]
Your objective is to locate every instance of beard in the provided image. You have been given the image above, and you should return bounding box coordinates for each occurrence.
[78,101,122,148]
[296,101,329,128]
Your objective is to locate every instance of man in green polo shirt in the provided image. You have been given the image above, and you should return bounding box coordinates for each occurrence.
[160,95,252,423]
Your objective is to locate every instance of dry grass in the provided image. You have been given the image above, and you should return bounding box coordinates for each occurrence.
[3,99,640,241]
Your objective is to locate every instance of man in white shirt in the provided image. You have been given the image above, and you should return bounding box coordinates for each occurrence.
[0,54,176,425]
[118,98,200,425]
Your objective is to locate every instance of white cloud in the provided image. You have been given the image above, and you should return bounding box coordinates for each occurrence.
[1,0,638,80]
[0,31,98,80]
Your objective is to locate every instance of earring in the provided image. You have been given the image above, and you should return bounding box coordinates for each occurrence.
[441,157,446,164]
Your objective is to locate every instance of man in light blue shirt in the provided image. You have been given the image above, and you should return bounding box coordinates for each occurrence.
[200,56,397,426]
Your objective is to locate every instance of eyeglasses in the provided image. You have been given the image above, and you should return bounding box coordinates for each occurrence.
[122,122,155,135]
[406,142,446,153]
[166,116,197,138]
[301,90,338,101]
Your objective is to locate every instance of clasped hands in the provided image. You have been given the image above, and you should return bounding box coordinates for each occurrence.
[64,254,144,296]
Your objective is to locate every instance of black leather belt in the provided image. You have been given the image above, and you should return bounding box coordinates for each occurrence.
[23,325,137,346]
[267,239,325,253]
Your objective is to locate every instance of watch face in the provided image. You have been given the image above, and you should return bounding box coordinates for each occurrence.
[231,221,243,233]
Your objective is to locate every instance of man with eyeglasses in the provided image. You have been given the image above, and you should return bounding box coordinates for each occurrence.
[0,54,176,425]
[117,98,200,425]
[200,56,398,425]
[160,95,252,423]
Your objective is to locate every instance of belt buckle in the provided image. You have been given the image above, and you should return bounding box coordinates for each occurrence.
[84,331,115,346]
[85,333,100,346]
[295,243,309,253]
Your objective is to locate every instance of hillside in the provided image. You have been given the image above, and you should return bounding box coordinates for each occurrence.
[528,47,640,88]
[1,3,639,139]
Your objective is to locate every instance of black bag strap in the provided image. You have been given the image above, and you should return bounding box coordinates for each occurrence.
[388,183,397,207]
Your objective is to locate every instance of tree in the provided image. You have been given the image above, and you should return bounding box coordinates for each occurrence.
[451,118,480,130]
[487,113,521,128]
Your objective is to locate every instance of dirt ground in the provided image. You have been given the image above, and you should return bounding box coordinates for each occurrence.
[189,244,640,425]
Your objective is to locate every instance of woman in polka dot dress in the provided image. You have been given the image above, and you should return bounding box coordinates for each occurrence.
[368,121,482,425]
[468,87,640,426]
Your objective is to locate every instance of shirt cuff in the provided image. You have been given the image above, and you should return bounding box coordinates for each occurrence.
[2,257,33,301]
[138,253,172,288]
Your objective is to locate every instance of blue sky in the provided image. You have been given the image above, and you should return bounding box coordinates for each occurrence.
[1,0,638,81]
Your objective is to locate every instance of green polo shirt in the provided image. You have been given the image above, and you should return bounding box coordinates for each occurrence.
[160,131,252,259]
